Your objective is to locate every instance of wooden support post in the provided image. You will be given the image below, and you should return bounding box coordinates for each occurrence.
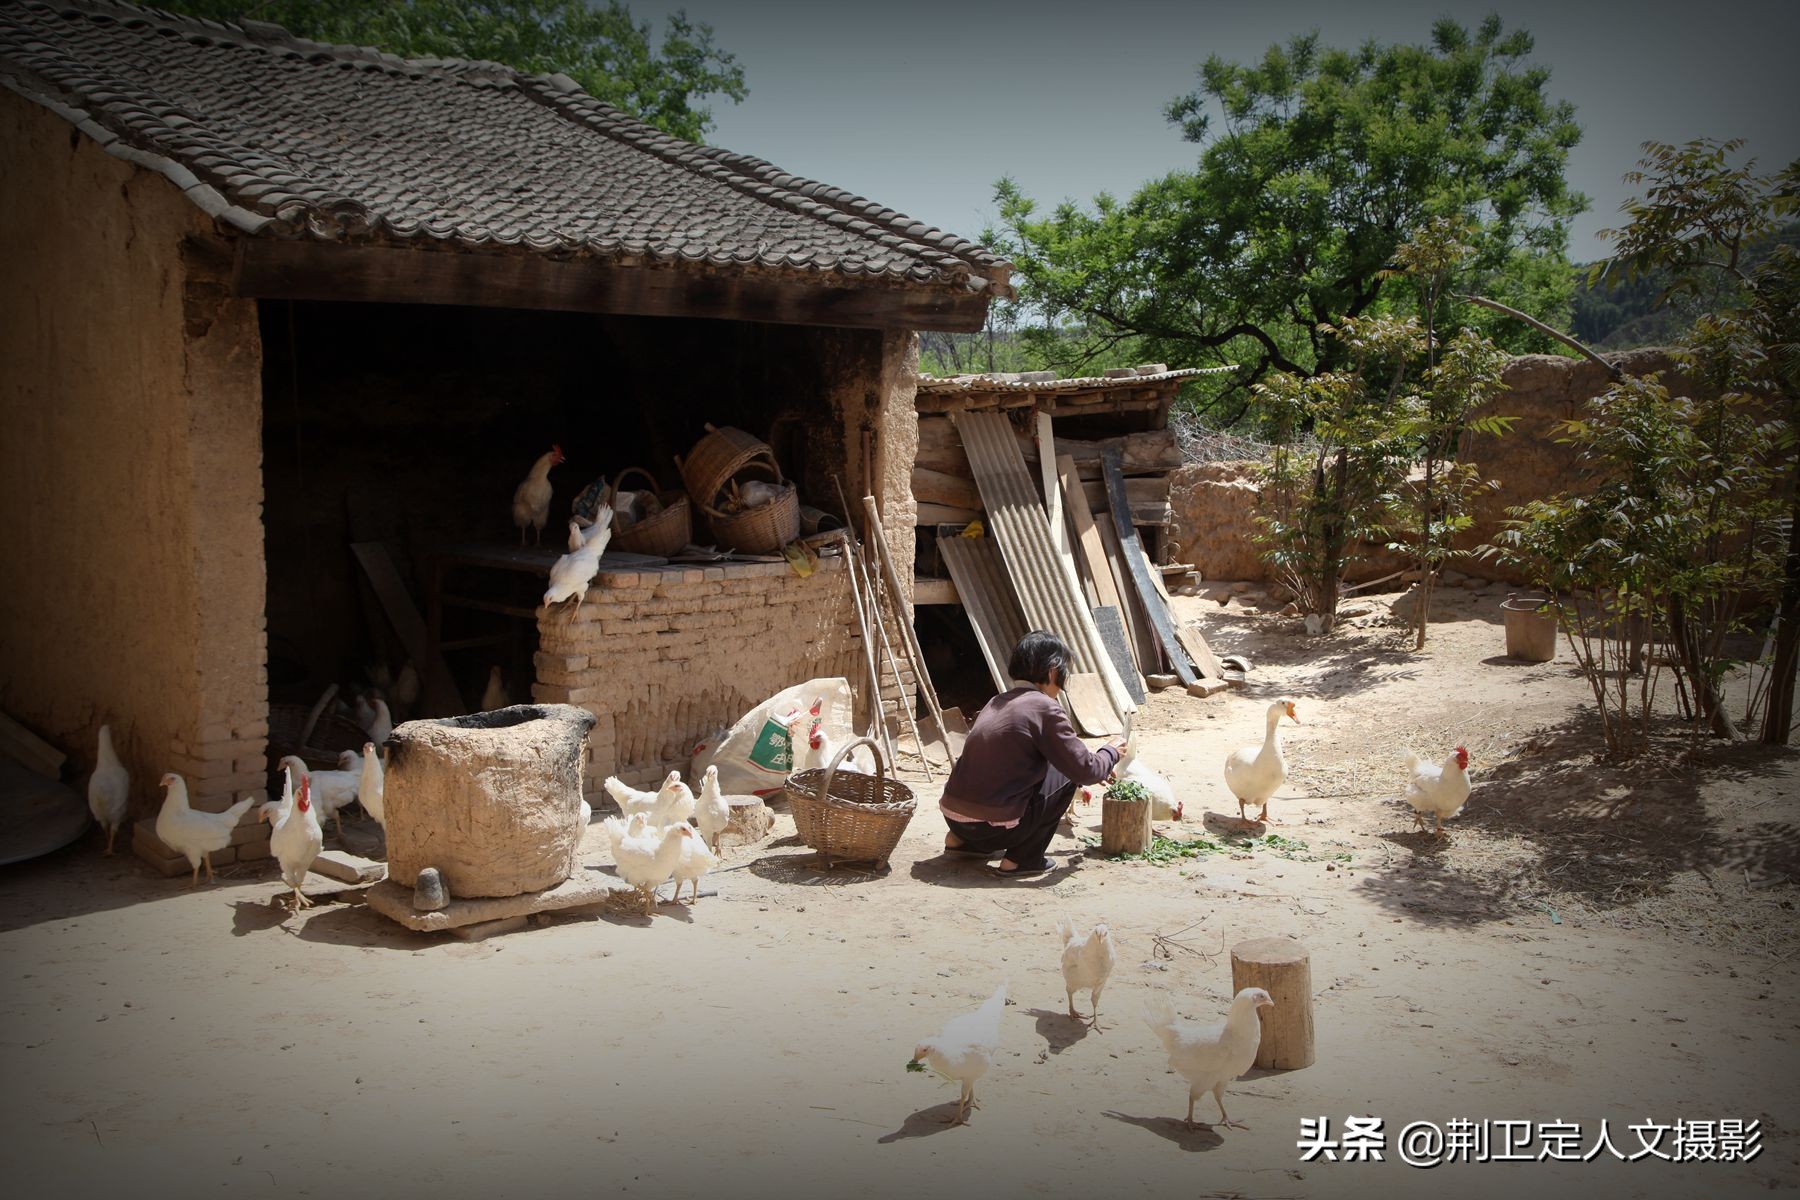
[1100,788,1152,856]
[1230,937,1316,1070]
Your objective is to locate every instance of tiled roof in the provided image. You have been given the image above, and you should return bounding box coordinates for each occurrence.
[915,366,1235,394]
[0,0,1011,297]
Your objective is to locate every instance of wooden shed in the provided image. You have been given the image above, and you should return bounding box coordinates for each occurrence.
[0,0,1009,866]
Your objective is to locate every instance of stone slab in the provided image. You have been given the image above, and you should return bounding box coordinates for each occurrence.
[364,871,633,932]
[448,915,529,941]
[313,850,387,885]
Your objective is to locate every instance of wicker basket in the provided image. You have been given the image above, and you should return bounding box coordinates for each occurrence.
[677,424,771,504]
[703,467,801,554]
[270,685,371,774]
[785,736,915,868]
[607,467,692,557]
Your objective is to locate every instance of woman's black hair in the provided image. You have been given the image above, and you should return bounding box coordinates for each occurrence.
[1009,630,1071,686]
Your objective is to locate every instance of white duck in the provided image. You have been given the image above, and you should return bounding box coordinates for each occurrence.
[1224,698,1299,823]
[88,724,130,855]
[694,764,730,853]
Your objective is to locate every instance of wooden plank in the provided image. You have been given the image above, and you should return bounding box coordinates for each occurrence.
[1079,476,1170,511]
[1146,565,1225,680]
[910,465,982,510]
[1092,605,1147,704]
[1064,672,1124,737]
[351,542,464,715]
[1019,429,1180,474]
[1058,455,1123,615]
[1096,517,1161,675]
[236,241,992,333]
[938,537,1027,692]
[913,576,959,605]
[0,712,66,779]
[1036,411,1070,564]
[915,502,982,526]
[1101,447,1195,688]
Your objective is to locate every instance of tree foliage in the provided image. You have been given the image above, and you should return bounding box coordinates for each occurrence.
[988,17,1585,417]
[160,0,746,142]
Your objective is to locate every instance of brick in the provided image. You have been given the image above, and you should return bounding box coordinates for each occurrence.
[535,652,589,673]
[236,837,272,862]
[133,821,183,862]
[701,593,768,612]
[232,720,271,740]
[532,684,574,704]
[313,850,386,884]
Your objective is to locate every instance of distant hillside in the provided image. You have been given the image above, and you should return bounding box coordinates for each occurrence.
[1571,222,1797,350]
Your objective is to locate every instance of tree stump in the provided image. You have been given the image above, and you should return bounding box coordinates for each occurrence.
[722,795,773,847]
[1101,790,1152,856]
[1230,936,1315,1070]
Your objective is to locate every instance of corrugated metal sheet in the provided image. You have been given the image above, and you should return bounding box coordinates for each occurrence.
[938,536,1027,693]
[952,410,1135,723]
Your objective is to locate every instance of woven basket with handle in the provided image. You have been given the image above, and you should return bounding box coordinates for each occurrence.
[606,467,691,557]
[269,685,369,774]
[676,425,802,553]
[785,736,915,869]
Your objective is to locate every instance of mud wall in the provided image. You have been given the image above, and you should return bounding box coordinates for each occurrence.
[0,90,268,825]
[1169,349,1689,584]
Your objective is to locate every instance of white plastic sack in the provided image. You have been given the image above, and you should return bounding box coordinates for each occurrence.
[689,677,871,796]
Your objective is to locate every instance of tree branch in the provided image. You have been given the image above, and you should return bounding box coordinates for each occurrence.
[1458,293,1622,379]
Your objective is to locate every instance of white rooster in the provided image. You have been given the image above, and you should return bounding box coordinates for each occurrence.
[1404,746,1471,838]
[1224,698,1299,823]
[1144,987,1274,1130]
[154,773,255,887]
[609,816,688,916]
[354,696,392,746]
[512,444,564,545]
[1056,918,1116,1029]
[695,764,730,853]
[88,724,129,855]
[909,980,1007,1126]
[278,754,359,836]
[263,769,323,912]
[357,741,385,826]
[543,509,613,613]
[669,824,719,904]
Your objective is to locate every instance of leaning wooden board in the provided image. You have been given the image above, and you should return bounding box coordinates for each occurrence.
[1145,553,1225,679]
[1101,446,1196,688]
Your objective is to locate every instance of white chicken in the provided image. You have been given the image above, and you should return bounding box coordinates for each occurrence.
[153,773,255,887]
[1110,729,1182,821]
[393,662,420,718]
[1404,746,1472,838]
[785,703,875,774]
[603,770,686,822]
[278,754,359,836]
[263,769,323,911]
[1144,987,1274,1130]
[543,509,613,612]
[1056,918,1116,1028]
[910,981,1007,1126]
[354,696,392,746]
[1224,697,1300,823]
[601,810,646,860]
[669,823,719,904]
[610,817,688,915]
[88,723,129,855]
[512,444,564,545]
[357,741,385,826]
[481,665,510,712]
[695,764,729,853]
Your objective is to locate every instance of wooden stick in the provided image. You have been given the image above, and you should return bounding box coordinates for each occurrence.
[837,524,898,768]
[862,494,959,768]
[833,472,926,778]
[857,530,933,780]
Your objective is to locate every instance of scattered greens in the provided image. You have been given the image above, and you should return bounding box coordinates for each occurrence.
[905,1059,926,1073]
[1082,831,1354,867]
[1103,778,1151,805]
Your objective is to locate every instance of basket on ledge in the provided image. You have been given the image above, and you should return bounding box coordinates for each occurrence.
[606,467,692,558]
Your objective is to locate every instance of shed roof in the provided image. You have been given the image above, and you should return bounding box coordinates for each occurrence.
[915,366,1234,395]
[0,0,1011,309]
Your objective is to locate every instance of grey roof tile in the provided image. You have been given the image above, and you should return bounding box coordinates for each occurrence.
[0,0,1011,298]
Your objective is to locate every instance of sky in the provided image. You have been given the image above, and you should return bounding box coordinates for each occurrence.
[624,0,1800,260]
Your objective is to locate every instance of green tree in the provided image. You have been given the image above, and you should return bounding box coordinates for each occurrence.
[989,16,1585,418]
[161,0,746,142]
[1599,139,1800,743]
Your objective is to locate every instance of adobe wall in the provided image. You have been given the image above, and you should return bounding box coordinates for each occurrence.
[0,91,268,840]
[1169,349,1688,584]
[533,559,861,789]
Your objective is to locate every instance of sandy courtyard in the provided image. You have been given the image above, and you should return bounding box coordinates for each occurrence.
[2,587,1796,1200]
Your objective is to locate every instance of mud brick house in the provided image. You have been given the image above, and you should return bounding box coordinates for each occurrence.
[0,0,1010,866]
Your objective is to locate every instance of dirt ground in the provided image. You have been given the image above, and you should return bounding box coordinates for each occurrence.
[2,583,1796,1200]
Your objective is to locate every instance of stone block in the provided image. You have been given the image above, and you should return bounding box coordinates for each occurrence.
[236,836,272,862]
[312,849,386,885]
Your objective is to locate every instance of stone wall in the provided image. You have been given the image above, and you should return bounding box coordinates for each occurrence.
[0,90,268,851]
[1169,349,1689,584]
[533,558,862,789]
